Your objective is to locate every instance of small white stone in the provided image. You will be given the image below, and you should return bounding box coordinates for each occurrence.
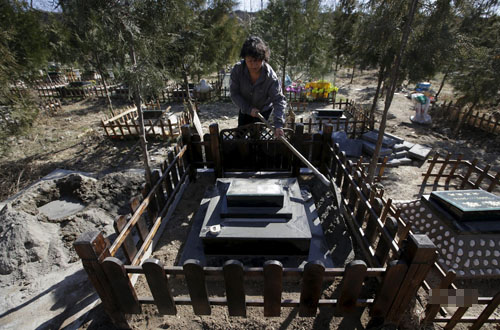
[489,240,495,248]
[492,259,498,266]
[473,259,480,266]
[449,245,454,253]
[485,250,491,257]
[445,231,451,237]
[483,260,489,266]
[457,249,463,256]
[458,240,464,246]
[494,250,500,257]
[468,251,474,258]
[480,239,486,246]
[427,213,433,218]
[458,270,465,276]
[470,240,476,247]
[450,237,455,243]
[420,207,425,212]
[431,229,437,234]
[476,250,482,257]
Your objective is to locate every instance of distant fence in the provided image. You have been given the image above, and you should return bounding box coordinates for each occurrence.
[421,152,500,195]
[101,106,190,140]
[431,101,500,136]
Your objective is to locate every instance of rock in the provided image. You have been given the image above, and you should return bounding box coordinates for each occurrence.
[398,157,412,165]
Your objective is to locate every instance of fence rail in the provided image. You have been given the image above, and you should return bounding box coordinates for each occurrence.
[101,106,190,140]
[431,101,500,136]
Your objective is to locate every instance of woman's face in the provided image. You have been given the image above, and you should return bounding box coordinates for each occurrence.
[245,56,264,74]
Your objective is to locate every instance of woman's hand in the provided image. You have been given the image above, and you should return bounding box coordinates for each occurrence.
[275,128,284,138]
[250,108,260,117]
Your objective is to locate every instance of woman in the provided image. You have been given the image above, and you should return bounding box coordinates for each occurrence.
[230,36,286,137]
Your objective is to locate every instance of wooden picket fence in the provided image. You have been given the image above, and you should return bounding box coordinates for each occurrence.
[421,152,500,195]
[74,124,500,329]
[431,101,500,136]
[101,106,190,140]
[286,100,374,137]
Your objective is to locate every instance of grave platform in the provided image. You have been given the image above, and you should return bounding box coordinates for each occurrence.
[423,189,500,233]
[180,176,333,267]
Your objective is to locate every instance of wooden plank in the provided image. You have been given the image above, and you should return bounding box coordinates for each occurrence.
[374,216,398,265]
[210,123,222,178]
[460,159,478,189]
[422,270,456,324]
[102,257,141,314]
[434,153,451,184]
[114,215,137,263]
[444,154,463,185]
[365,197,384,246]
[370,260,408,319]
[299,261,325,317]
[474,164,491,188]
[336,260,367,315]
[444,306,468,330]
[73,232,130,328]
[168,151,180,187]
[223,260,246,317]
[487,172,500,192]
[422,153,439,184]
[385,234,437,325]
[191,134,203,165]
[264,260,283,317]
[183,259,211,315]
[142,258,176,315]
[469,291,500,330]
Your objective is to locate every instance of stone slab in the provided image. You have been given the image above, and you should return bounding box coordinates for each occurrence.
[362,141,393,157]
[403,140,416,150]
[226,178,284,207]
[386,159,401,167]
[361,131,398,148]
[342,139,364,157]
[38,197,86,220]
[398,157,412,165]
[392,143,407,152]
[408,144,432,160]
[429,190,500,222]
[315,108,344,117]
[394,150,408,159]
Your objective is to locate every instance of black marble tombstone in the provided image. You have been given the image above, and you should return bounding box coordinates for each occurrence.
[199,178,312,255]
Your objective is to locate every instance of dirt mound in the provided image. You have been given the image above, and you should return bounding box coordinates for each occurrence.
[0,170,144,321]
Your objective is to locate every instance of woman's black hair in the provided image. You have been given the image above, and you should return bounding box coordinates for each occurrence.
[239,36,270,62]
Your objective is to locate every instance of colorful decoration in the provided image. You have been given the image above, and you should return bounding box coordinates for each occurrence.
[285,79,338,100]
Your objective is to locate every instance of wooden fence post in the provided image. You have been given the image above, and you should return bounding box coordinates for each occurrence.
[181,125,196,181]
[73,231,131,329]
[321,124,333,176]
[385,234,437,326]
[209,123,222,179]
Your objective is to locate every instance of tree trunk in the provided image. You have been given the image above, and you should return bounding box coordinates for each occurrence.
[435,70,449,100]
[281,18,290,89]
[453,100,477,136]
[350,65,355,84]
[367,0,419,183]
[94,53,114,115]
[333,53,340,87]
[369,65,385,130]
[128,43,152,186]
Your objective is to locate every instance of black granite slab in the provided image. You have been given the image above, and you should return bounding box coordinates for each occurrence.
[315,108,345,117]
[429,190,500,222]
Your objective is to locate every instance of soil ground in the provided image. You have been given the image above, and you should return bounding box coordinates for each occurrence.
[1,68,499,329]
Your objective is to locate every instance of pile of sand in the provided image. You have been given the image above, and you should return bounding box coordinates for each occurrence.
[0,169,144,329]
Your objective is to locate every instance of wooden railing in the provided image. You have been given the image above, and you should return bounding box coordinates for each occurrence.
[421,153,500,195]
[431,101,500,136]
[101,106,190,140]
[320,130,500,329]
